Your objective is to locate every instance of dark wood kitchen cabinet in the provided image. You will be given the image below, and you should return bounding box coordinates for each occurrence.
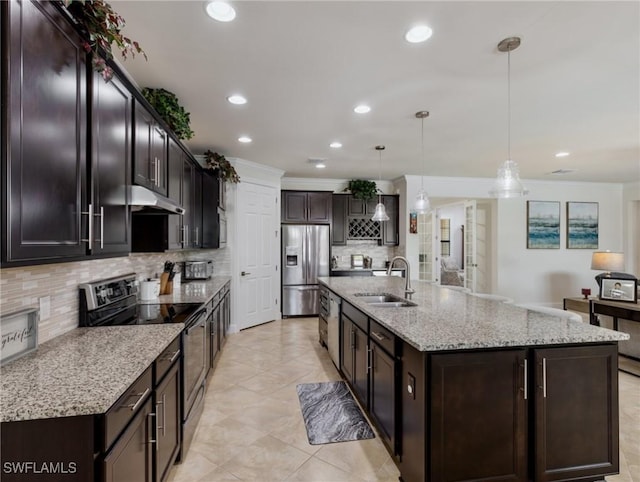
[134,100,168,196]
[534,344,618,481]
[430,350,528,482]
[2,0,88,265]
[331,194,348,246]
[380,195,399,246]
[347,196,378,216]
[340,302,369,407]
[155,361,181,482]
[89,71,132,256]
[281,190,332,223]
[202,171,222,249]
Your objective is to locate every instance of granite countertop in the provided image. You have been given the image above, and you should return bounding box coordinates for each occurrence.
[138,276,231,305]
[318,277,630,352]
[1,324,184,423]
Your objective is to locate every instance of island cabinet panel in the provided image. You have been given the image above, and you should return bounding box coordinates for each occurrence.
[430,350,528,482]
[369,341,398,454]
[0,416,95,482]
[156,362,181,482]
[3,0,88,264]
[533,344,619,482]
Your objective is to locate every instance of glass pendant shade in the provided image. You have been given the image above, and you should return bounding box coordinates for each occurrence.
[489,160,528,198]
[414,188,431,214]
[372,201,390,222]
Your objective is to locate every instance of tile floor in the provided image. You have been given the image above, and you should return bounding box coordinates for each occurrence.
[168,317,640,482]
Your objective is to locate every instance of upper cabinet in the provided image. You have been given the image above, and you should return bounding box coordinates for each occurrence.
[330,194,399,246]
[133,101,168,196]
[2,0,88,265]
[201,171,222,249]
[89,71,132,256]
[281,191,332,224]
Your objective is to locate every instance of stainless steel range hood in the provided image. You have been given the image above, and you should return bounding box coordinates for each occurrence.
[129,185,185,215]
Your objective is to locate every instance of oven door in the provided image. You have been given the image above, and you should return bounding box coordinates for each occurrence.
[183,306,207,418]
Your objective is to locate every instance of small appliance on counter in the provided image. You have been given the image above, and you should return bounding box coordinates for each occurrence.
[183,260,213,280]
[351,254,364,269]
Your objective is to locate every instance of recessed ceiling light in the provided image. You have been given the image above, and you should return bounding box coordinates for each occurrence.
[354,105,371,114]
[315,163,326,169]
[405,25,433,43]
[227,94,247,105]
[205,1,236,22]
[330,142,342,149]
[555,151,570,158]
[238,136,252,143]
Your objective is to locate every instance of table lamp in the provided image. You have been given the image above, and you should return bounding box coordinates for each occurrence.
[591,251,624,287]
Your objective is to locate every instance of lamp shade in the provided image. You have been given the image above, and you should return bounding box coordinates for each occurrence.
[371,202,390,222]
[489,160,528,198]
[414,189,431,214]
[590,251,624,271]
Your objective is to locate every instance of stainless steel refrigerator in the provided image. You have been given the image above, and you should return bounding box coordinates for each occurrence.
[282,224,330,316]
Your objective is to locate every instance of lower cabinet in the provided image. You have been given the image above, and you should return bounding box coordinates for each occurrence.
[369,341,398,454]
[103,397,154,482]
[155,362,181,482]
[341,315,368,406]
[400,343,619,482]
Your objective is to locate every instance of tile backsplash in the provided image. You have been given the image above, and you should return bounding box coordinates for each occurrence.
[332,240,399,269]
[0,249,230,344]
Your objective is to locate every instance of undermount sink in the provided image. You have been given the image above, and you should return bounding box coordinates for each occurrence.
[354,293,417,307]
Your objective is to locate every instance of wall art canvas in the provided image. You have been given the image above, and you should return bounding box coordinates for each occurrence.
[527,201,560,249]
[566,202,598,249]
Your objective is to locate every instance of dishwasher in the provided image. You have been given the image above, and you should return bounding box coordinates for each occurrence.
[328,294,341,367]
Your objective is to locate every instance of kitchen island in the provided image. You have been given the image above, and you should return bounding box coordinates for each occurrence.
[318,276,629,482]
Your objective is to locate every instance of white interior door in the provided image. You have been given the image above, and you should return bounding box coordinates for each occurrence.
[237,182,278,330]
[474,202,490,293]
[464,200,477,292]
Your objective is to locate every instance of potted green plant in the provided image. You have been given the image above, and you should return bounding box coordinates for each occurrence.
[62,0,147,81]
[203,150,240,184]
[345,180,378,200]
[142,88,195,140]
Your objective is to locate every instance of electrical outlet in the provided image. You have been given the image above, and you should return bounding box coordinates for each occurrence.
[39,296,51,321]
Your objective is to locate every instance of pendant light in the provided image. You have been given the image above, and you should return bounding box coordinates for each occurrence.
[371,145,390,222]
[414,110,431,214]
[490,36,528,198]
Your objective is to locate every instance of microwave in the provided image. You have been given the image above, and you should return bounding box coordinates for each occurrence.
[183,260,213,280]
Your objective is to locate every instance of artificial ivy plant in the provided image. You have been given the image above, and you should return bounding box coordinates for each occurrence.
[63,0,146,81]
[142,88,195,140]
[204,150,240,184]
[345,179,378,200]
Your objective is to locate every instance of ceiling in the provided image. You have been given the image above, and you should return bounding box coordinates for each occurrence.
[112,1,640,184]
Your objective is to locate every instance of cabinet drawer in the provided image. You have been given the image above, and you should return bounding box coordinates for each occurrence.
[342,302,368,332]
[155,336,181,384]
[369,319,397,357]
[103,365,153,451]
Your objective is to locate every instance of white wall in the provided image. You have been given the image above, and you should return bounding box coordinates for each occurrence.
[623,181,640,276]
[281,177,395,194]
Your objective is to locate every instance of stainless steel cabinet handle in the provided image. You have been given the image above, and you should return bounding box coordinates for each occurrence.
[156,158,160,187]
[81,203,93,250]
[148,412,157,445]
[542,358,547,398]
[371,331,385,341]
[124,387,150,412]
[195,226,199,246]
[367,347,373,372]
[523,359,528,400]
[98,206,104,249]
[150,158,157,183]
[168,349,181,363]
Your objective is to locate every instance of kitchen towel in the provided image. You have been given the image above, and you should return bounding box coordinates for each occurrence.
[296,381,375,445]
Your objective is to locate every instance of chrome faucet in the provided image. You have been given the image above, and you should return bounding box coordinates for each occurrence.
[387,256,414,299]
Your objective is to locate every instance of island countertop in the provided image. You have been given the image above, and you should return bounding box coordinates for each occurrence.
[0,324,184,423]
[318,276,629,352]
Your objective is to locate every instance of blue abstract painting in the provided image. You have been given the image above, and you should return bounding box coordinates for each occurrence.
[527,201,560,249]
[567,202,598,249]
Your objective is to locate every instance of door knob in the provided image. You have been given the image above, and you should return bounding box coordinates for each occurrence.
[241,271,251,276]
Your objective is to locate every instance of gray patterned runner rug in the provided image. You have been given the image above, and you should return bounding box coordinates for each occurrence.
[296,381,375,445]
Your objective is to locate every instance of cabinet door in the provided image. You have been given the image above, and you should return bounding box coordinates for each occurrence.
[348,196,366,216]
[370,342,397,454]
[380,195,399,246]
[210,305,219,368]
[103,398,153,482]
[282,191,308,223]
[430,350,527,482]
[307,192,332,223]
[156,363,181,482]
[201,172,220,249]
[534,345,618,482]
[4,0,87,264]
[332,195,347,246]
[91,72,131,255]
[166,138,183,250]
[341,318,354,383]
[133,102,154,190]
[181,158,193,248]
[192,168,203,248]
[151,125,168,195]
[353,325,369,408]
